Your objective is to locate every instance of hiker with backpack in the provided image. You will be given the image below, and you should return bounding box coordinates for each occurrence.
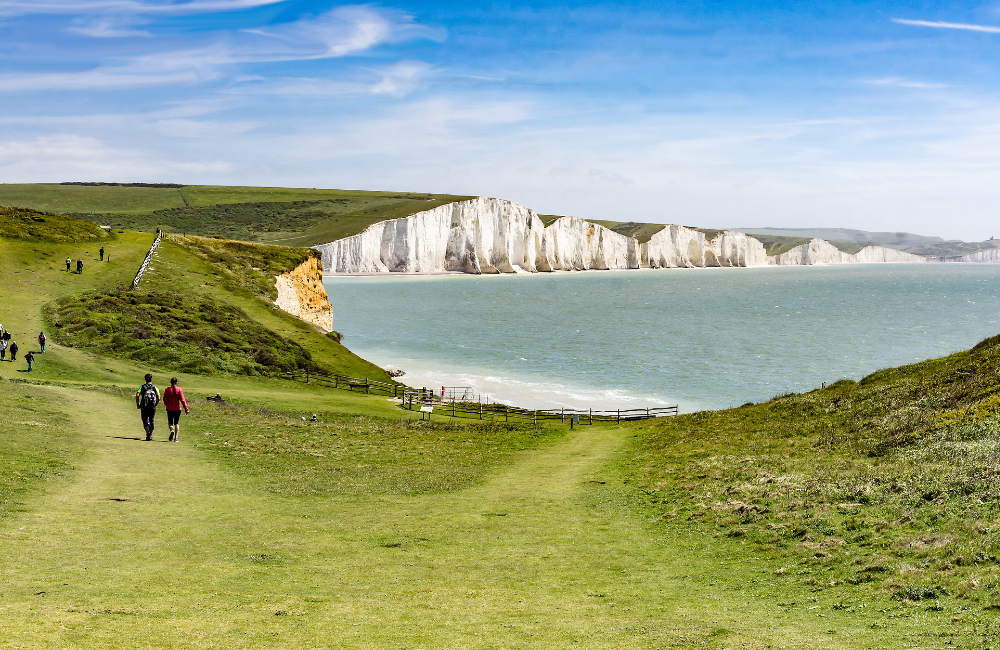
[77,258,83,274]
[163,377,190,442]
[38,332,45,352]
[135,373,160,441]
[66,257,71,271]
[8,340,17,362]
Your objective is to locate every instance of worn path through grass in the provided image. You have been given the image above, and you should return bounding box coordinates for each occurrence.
[1,386,944,648]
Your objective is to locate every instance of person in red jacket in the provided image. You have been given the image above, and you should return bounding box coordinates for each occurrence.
[163,377,190,442]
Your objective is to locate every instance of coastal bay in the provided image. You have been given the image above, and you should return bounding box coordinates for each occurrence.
[326,264,1000,411]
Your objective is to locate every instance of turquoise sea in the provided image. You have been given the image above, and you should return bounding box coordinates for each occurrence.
[324,264,1000,412]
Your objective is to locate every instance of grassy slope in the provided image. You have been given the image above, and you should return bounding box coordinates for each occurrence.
[750,233,866,256]
[623,334,1000,622]
[0,184,473,246]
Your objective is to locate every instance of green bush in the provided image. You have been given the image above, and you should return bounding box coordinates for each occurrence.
[45,290,324,376]
[0,206,110,242]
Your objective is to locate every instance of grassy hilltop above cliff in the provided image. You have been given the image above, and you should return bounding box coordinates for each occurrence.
[0,183,473,247]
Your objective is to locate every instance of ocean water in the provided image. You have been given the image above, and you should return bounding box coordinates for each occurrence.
[324,264,1000,412]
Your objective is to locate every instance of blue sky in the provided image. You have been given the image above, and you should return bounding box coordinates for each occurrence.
[2,1,999,240]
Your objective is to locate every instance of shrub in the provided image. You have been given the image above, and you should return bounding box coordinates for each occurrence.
[45,290,324,376]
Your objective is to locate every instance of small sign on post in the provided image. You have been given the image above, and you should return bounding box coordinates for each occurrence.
[419,405,433,420]
[570,415,580,430]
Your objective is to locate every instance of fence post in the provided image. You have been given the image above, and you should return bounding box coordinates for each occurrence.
[647,407,650,419]
[533,410,537,426]
[334,376,338,389]
[617,409,621,424]
[453,400,456,417]
[561,407,564,423]
[479,402,483,420]
[505,404,509,423]
[589,408,592,425]
[306,369,310,384]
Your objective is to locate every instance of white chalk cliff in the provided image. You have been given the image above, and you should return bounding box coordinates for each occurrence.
[768,238,927,266]
[952,249,1000,263]
[642,227,768,268]
[315,198,938,275]
[315,198,765,274]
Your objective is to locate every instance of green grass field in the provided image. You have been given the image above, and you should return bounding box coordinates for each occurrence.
[0,183,473,246]
[1,212,998,647]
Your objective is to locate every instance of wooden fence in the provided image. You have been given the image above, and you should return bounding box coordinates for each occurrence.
[283,369,678,423]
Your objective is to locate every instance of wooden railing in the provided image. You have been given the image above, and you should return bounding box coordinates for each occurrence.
[284,368,404,397]
[283,369,678,423]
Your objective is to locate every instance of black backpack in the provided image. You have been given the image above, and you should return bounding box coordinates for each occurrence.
[140,384,158,409]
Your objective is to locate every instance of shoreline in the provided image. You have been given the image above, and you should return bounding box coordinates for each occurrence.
[320,260,998,278]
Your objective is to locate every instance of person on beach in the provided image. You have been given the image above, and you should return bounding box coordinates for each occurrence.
[66,257,71,271]
[162,377,189,442]
[24,350,34,372]
[38,332,46,353]
[135,373,160,441]
[100,247,104,261]
[8,340,17,362]
[77,258,83,274]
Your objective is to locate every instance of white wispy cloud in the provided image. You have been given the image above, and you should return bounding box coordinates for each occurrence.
[67,14,151,37]
[892,18,1000,34]
[0,1,283,18]
[242,61,432,97]
[0,6,438,91]
[866,76,949,89]
[0,133,230,181]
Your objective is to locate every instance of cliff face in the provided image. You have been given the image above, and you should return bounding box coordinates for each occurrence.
[274,256,334,333]
[315,198,943,275]
[642,226,767,268]
[536,216,640,270]
[769,239,928,266]
[954,249,1000,263]
[316,198,764,273]
[317,197,544,274]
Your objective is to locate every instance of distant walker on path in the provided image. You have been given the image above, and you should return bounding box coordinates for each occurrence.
[38,332,46,353]
[24,350,34,372]
[163,377,190,442]
[65,257,71,271]
[100,247,105,261]
[8,340,17,362]
[135,373,160,441]
[76,258,83,274]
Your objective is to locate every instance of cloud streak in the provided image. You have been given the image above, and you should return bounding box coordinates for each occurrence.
[0,6,438,91]
[0,0,283,17]
[892,18,1000,34]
